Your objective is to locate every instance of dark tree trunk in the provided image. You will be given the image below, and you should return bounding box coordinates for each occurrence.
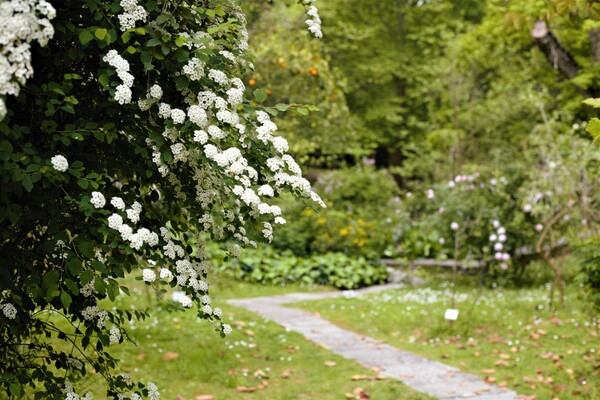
[531,21,579,79]
[589,28,600,62]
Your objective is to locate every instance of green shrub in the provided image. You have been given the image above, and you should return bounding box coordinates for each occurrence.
[272,166,403,258]
[574,237,600,311]
[218,246,388,289]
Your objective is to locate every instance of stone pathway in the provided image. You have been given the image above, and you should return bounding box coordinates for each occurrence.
[228,284,519,400]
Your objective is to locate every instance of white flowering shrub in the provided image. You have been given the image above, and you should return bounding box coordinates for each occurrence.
[0,0,323,398]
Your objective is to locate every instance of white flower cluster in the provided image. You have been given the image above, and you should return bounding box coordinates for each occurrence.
[90,191,106,208]
[302,1,322,38]
[490,220,510,267]
[109,326,121,345]
[103,50,134,104]
[81,306,108,329]
[64,381,93,400]
[117,0,147,32]
[1,303,17,319]
[106,199,160,251]
[182,57,205,81]
[142,268,156,282]
[0,0,56,120]
[51,154,69,172]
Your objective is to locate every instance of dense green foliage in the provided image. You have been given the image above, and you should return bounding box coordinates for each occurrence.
[0,0,323,398]
[218,245,388,289]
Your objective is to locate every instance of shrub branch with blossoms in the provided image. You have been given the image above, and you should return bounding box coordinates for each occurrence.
[0,0,324,398]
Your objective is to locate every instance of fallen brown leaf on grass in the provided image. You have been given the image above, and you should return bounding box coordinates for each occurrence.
[482,368,496,374]
[324,360,337,367]
[281,369,292,378]
[253,369,267,379]
[232,321,246,327]
[484,376,496,383]
[163,351,179,361]
[257,380,268,390]
[345,387,369,399]
[515,395,536,400]
[244,330,254,337]
[495,360,510,367]
[351,375,373,381]
[136,353,145,360]
[176,396,185,400]
[236,386,256,392]
[195,395,214,400]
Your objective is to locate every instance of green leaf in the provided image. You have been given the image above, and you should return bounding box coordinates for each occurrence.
[296,107,309,116]
[275,103,289,112]
[60,291,72,309]
[67,258,83,276]
[42,270,60,289]
[77,178,89,189]
[77,240,95,258]
[94,28,108,40]
[98,74,110,88]
[586,117,600,143]
[78,30,94,45]
[156,14,170,24]
[80,270,94,285]
[583,98,600,109]
[175,76,189,91]
[253,89,267,103]
[121,30,131,43]
[146,38,161,47]
[9,383,21,397]
[22,176,33,192]
[126,45,137,54]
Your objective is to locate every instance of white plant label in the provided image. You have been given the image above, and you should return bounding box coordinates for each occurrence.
[444,308,459,321]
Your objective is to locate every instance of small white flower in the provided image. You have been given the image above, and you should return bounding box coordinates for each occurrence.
[142,268,156,282]
[51,155,69,172]
[222,323,232,335]
[110,197,126,210]
[1,303,17,319]
[90,191,106,208]
[450,222,459,231]
[159,268,173,282]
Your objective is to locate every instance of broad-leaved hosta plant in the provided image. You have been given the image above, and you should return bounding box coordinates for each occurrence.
[0,0,323,398]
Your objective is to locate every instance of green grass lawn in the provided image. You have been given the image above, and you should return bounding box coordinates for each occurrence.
[66,273,432,400]
[291,281,599,400]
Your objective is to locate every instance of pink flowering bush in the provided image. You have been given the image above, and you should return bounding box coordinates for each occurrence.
[0,0,324,398]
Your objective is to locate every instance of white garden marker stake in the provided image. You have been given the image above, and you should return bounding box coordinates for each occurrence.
[445,308,459,328]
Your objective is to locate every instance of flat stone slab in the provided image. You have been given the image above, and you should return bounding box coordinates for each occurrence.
[228,284,519,400]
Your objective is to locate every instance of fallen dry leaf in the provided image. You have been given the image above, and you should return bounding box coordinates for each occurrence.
[324,360,337,367]
[495,360,510,367]
[484,376,496,383]
[482,369,496,374]
[176,396,185,400]
[281,369,291,378]
[136,353,145,360]
[163,351,179,361]
[253,369,267,379]
[351,375,373,381]
[232,321,246,327]
[244,330,255,337]
[236,386,256,393]
[257,380,268,390]
[195,395,214,400]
